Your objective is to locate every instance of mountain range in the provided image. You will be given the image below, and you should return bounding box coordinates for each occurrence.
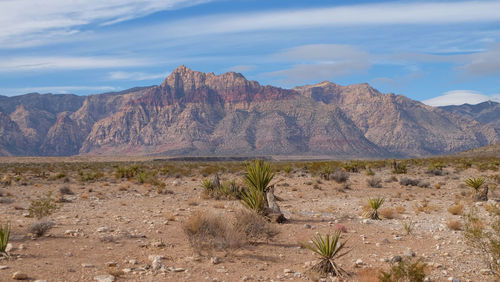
[0,65,498,158]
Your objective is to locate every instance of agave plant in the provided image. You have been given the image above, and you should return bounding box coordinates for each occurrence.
[305,231,349,277]
[465,177,485,193]
[0,222,10,256]
[366,197,385,220]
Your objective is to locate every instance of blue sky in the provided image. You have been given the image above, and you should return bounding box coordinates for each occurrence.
[1,0,500,106]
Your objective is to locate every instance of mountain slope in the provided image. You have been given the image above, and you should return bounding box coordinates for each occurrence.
[0,66,498,157]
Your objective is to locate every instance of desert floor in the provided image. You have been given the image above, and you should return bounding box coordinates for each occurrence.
[0,158,499,282]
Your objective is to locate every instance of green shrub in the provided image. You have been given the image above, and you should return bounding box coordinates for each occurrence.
[0,222,10,255]
[28,192,57,219]
[115,165,140,179]
[379,257,427,282]
[392,161,407,174]
[366,197,384,220]
[305,231,349,277]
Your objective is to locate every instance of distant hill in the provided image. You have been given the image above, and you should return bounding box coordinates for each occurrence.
[0,66,498,157]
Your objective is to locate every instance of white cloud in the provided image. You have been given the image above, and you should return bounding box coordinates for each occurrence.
[0,86,118,96]
[266,44,370,83]
[0,0,212,47]
[423,90,500,107]
[108,71,169,81]
[458,44,500,76]
[0,56,149,72]
[165,1,500,37]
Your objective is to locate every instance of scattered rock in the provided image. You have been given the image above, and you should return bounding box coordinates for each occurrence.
[355,259,363,267]
[81,263,95,268]
[405,248,416,257]
[283,269,294,273]
[391,256,402,263]
[12,271,28,280]
[171,267,186,272]
[105,262,117,267]
[211,257,221,265]
[5,243,13,252]
[0,265,8,270]
[479,269,492,275]
[93,275,115,282]
[304,224,312,229]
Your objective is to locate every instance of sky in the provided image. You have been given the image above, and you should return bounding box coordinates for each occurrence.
[1,0,500,106]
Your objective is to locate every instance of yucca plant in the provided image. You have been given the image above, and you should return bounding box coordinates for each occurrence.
[243,160,275,193]
[241,160,274,212]
[305,231,349,277]
[465,177,485,193]
[366,197,385,220]
[201,179,214,191]
[0,222,10,256]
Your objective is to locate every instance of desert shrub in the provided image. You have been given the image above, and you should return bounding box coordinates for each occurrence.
[465,177,485,193]
[366,197,384,220]
[401,220,414,236]
[392,161,407,174]
[332,169,349,183]
[234,210,278,241]
[447,219,462,231]
[342,162,361,173]
[414,200,437,214]
[366,167,375,176]
[379,257,427,282]
[183,212,245,254]
[464,208,499,275]
[28,192,57,219]
[28,219,54,237]
[115,165,140,179]
[426,162,445,175]
[367,177,382,188]
[136,170,165,188]
[320,165,334,180]
[78,170,104,182]
[305,231,349,278]
[59,186,74,195]
[379,208,396,219]
[0,222,10,255]
[283,165,292,174]
[399,177,420,186]
[447,203,463,215]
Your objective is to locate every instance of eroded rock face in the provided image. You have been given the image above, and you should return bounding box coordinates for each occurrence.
[0,66,498,157]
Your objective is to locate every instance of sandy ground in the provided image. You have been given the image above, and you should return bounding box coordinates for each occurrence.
[0,159,499,282]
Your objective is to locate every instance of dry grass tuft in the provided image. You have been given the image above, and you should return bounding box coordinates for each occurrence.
[447,219,462,231]
[183,211,245,254]
[447,203,463,215]
[234,209,279,241]
[379,208,397,219]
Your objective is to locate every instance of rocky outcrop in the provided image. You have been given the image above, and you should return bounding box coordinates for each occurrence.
[0,66,498,157]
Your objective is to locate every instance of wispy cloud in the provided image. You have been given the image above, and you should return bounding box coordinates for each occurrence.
[458,43,500,76]
[266,44,371,84]
[0,86,118,96]
[108,71,169,81]
[165,1,500,37]
[423,90,500,106]
[0,56,150,72]
[0,0,213,47]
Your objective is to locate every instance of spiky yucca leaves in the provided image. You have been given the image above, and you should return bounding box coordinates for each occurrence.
[366,197,385,220]
[0,222,10,256]
[243,160,275,193]
[465,177,485,193]
[241,187,265,213]
[241,160,274,213]
[305,231,349,277]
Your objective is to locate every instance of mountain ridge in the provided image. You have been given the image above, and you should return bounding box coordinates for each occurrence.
[0,66,498,158]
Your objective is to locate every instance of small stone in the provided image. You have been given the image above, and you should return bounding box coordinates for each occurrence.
[355,259,363,267]
[362,219,371,224]
[211,257,221,265]
[34,280,47,282]
[18,244,26,250]
[172,268,186,272]
[406,248,416,257]
[81,263,95,268]
[283,269,294,273]
[381,238,390,244]
[97,226,110,232]
[0,265,9,270]
[93,275,115,282]
[393,236,402,241]
[12,271,28,280]
[391,256,403,263]
[479,268,492,275]
[304,224,311,229]
[65,252,73,257]
[122,268,132,273]
[128,259,138,265]
[105,262,117,267]
[5,243,13,252]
